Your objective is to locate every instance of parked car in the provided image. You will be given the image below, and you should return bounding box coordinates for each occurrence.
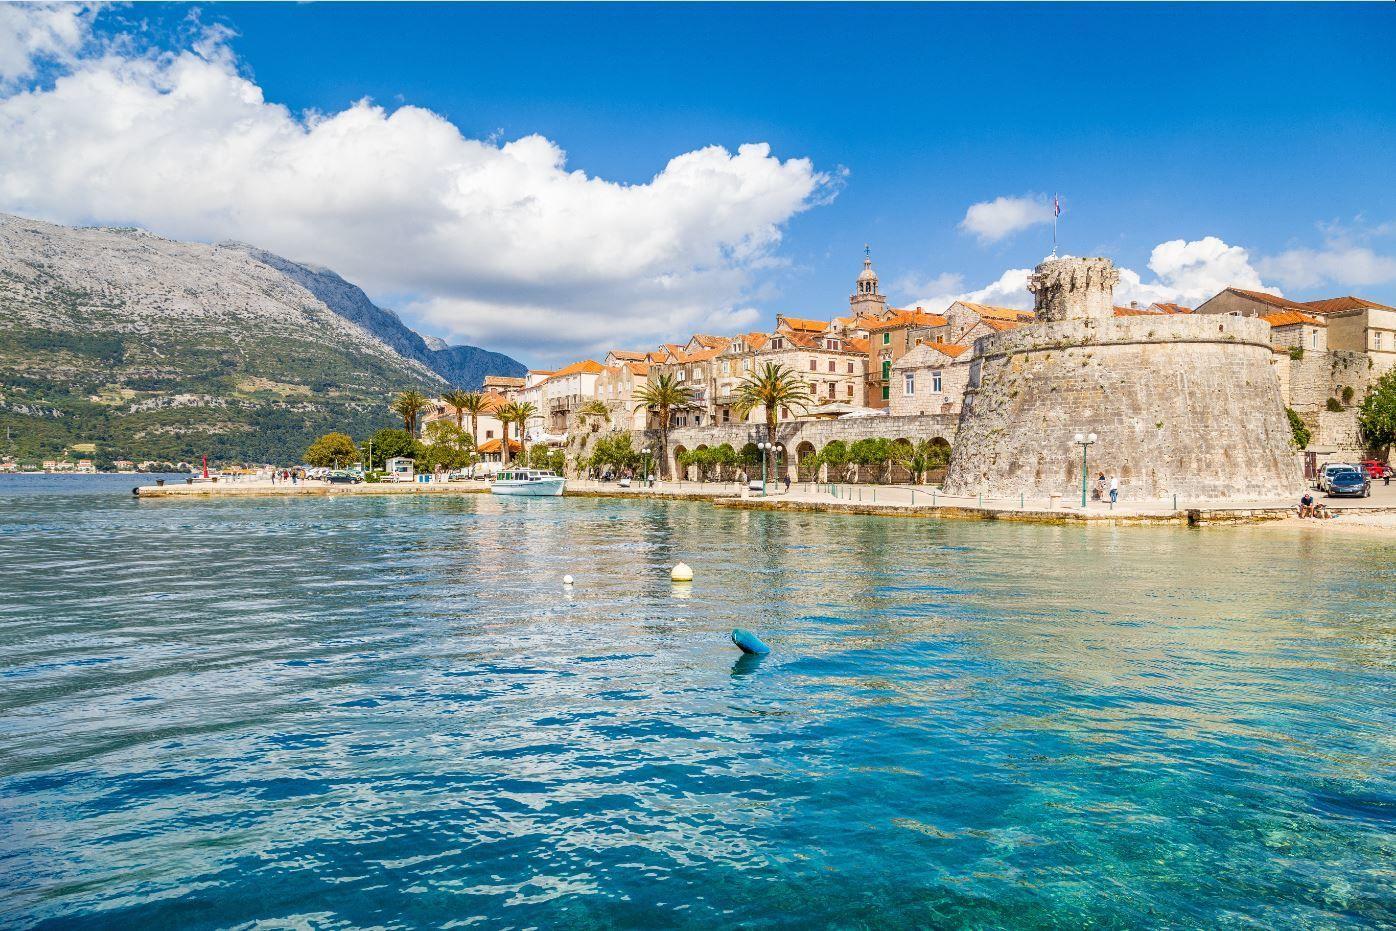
[1317,463,1355,492]
[325,470,360,485]
[1358,459,1390,479]
[1326,468,1370,498]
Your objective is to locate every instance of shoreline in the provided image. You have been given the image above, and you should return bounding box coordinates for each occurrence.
[126,478,1396,531]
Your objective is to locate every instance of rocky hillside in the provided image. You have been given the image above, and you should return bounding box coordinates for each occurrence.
[0,213,525,464]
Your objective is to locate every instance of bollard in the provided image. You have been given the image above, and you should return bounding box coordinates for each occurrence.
[156,479,165,487]
[1020,493,1024,509]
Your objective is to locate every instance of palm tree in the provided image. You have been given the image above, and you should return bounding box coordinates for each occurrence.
[441,390,473,431]
[633,374,699,479]
[494,401,537,467]
[449,391,494,444]
[734,362,813,481]
[495,401,519,466]
[390,389,430,435]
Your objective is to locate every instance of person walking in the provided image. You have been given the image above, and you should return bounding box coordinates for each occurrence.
[1093,472,1106,502]
[1109,475,1119,505]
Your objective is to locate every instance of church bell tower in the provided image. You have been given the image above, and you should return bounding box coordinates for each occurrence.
[849,245,886,318]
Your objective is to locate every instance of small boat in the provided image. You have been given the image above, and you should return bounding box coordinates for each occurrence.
[490,469,565,497]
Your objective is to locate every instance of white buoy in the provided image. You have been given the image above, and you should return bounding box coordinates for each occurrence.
[671,562,693,582]
[563,574,574,586]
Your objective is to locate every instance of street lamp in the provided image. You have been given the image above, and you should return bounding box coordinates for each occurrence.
[1073,432,1097,507]
[757,440,784,496]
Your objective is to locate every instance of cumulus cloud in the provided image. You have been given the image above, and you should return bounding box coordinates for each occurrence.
[0,8,832,362]
[959,194,1055,244]
[1256,220,1396,291]
[1259,246,1396,291]
[0,2,95,84]
[906,236,1276,313]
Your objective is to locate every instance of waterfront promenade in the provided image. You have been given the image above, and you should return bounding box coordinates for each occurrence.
[132,475,1396,528]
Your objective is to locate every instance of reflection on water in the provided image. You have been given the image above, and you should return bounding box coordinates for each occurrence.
[0,474,1393,928]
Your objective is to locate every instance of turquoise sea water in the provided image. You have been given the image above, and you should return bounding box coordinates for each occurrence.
[1,475,1393,929]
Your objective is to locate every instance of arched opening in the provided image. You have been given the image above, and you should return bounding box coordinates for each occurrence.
[889,437,913,483]
[671,444,688,482]
[796,441,818,482]
[929,437,952,485]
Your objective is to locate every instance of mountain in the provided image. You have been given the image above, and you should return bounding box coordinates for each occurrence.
[0,213,526,464]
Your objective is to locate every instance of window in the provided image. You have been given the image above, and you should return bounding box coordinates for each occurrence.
[827,339,840,350]
[881,360,891,381]
[677,370,685,381]
[904,372,915,395]
[882,384,889,401]
[847,383,854,398]
[771,338,784,350]
[485,430,494,439]
[846,361,854,373]
[1313,330,1320,349]
[828,360,836,372]
[882,332,891,345]
[809,359,817,371]
[932,370,943,392]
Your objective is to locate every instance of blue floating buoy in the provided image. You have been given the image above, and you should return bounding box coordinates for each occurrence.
[731,628,771,655]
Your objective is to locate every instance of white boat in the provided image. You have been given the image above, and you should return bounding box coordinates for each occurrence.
[490,469,565,497]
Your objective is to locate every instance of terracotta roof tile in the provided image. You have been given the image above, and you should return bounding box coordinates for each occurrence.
[776,315,830,333]
[868,309,948,331]
[1260,310,1327,327]
[477,438,524,454]
[607,349,649,361]
[924,341,969,358]
[1148,302,1193,314]
[1226,288,1308,311]
[1302,295,1396,314]
[957,301,1035,321]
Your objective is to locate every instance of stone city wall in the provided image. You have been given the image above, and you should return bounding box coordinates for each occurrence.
[942,313,1305,501]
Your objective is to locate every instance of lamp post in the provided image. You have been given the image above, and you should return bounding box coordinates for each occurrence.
[1073,432,1097,508]
[757,440,783,496]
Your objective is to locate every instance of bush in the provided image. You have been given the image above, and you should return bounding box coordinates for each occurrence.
[1286,408,1311,450]
[1342,385,1355,405]
[1289,346,1304,361]
[1327,397,1345,413]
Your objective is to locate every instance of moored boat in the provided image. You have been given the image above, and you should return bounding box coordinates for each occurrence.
[490,469,565,497]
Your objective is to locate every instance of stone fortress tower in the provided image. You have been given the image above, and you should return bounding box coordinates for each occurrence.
[941,255,1304,502]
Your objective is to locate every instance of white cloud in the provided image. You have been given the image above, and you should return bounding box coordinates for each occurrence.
[0,2,95,84]
[959,194,1054,244]
[1257,221,1396,292]
[0,10,832,363]
[905,236,1276,314]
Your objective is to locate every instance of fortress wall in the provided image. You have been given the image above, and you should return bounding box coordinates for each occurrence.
[942,314,1305,501]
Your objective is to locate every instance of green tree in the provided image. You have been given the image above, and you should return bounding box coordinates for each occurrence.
[591,433,640,474]
[739,441,762,474]
[712,443,738,481]
[365,428,419,469]
[1358,369,1396,455]
[633,373,700,480]
[529,443,552,468]
[494,401,530,466]
[390,389,430,434]
[305,432,360,468]
[421,420,476,472]
[734,362,813,480]
[849,437,893,483]
[894,438,951,483]
[1286,408,1311,450]
[547,449,567,474]
[815,440,851,482]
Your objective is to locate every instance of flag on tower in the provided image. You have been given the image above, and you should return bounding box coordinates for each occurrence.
[1053,195,1061,218]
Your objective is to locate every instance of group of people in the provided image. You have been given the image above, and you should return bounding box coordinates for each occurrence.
[268,469,301,485]
[1297,492,1339,519]
[1091,473,1120,505]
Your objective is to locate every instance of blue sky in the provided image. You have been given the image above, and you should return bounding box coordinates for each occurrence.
[3,3,1394,364]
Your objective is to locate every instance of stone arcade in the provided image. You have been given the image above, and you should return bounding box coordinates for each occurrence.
[941,255,1304,501]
